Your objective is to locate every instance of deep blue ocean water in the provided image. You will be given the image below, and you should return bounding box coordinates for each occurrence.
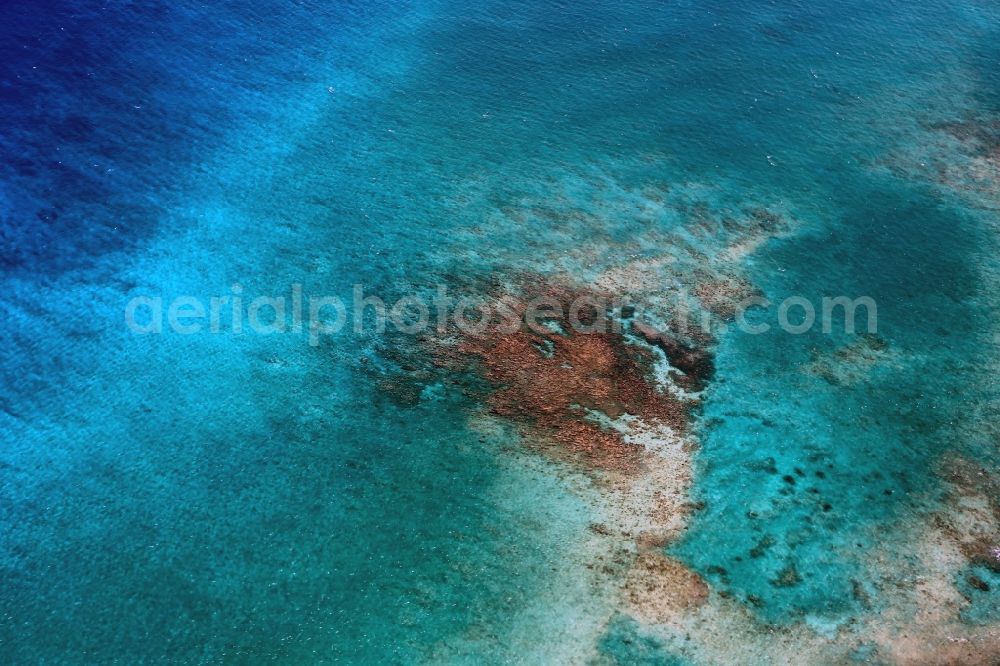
[2,0,999,662]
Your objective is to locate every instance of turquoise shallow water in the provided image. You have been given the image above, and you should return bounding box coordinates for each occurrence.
[2,0,999,662]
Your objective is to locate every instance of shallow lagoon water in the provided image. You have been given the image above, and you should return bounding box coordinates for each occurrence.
[2,0,999,663]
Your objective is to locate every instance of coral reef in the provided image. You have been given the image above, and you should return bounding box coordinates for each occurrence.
[441,280,694,471]
[804,333,893,386]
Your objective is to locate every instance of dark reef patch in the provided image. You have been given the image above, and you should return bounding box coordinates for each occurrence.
[632,321,715,391]
[435,278,701,471]
[931,118,1000,156]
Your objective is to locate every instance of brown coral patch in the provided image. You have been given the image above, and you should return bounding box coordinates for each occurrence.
[692,275,760,320]
[623,551,710,621]
[433,278,696,472]
[377,377,424,407]
[937,456,1000,573]
[632,321,715,391]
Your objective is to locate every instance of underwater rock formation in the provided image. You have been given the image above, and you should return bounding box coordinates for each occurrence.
[429,279,701,472]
